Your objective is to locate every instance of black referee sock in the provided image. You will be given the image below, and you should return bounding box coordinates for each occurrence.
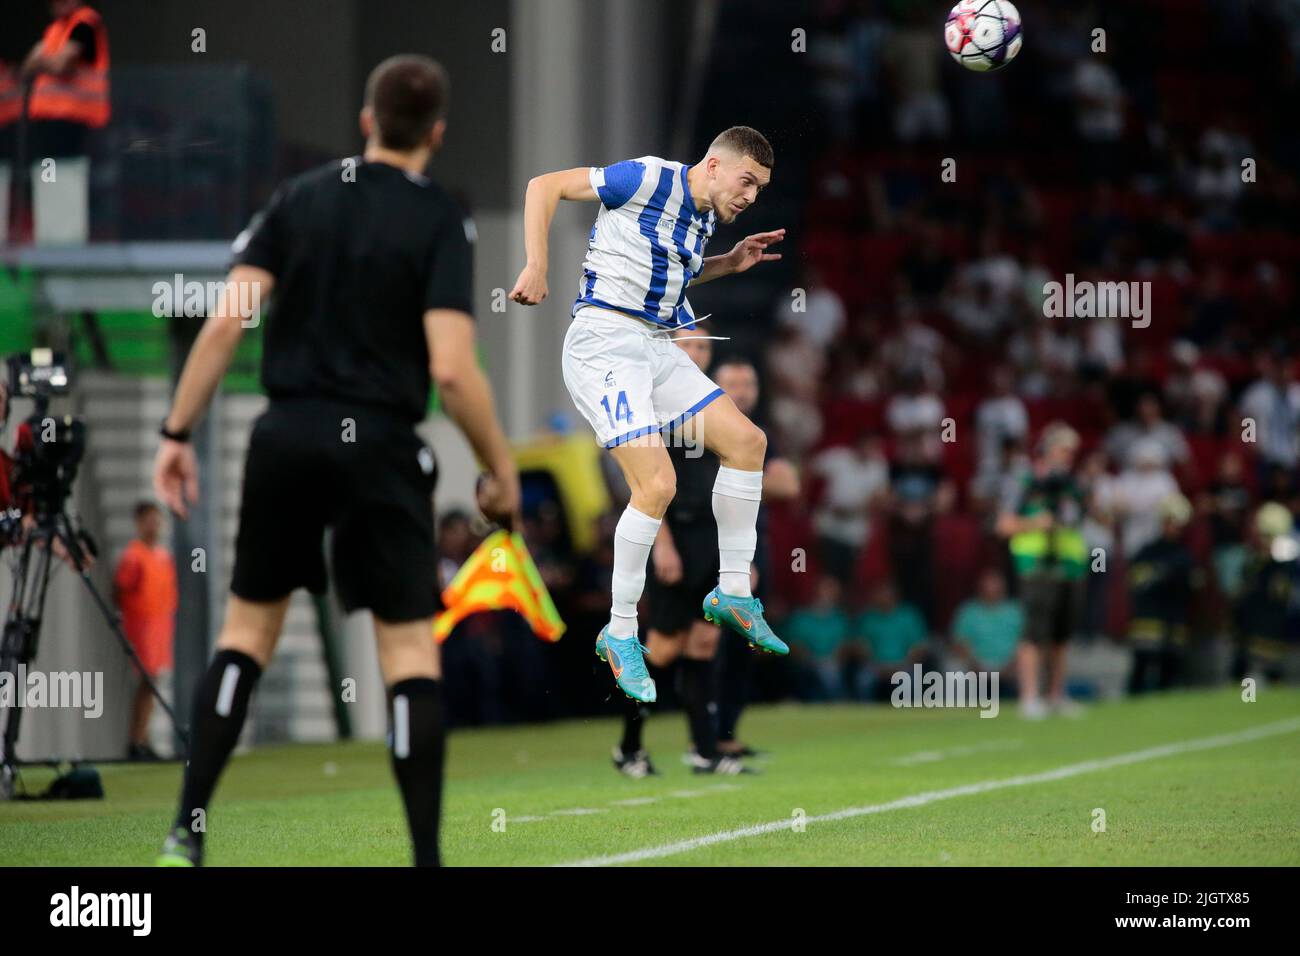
[718,632,753,744]
[387,677,446,868]
[175,649,262,842]
[680,657,718,760]
[620,699,648,754]
[620,657,663,754]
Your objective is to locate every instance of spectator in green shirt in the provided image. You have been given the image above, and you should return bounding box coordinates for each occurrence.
[857,579,930,701]
[784,576,853,700]
[952,568,1024,678]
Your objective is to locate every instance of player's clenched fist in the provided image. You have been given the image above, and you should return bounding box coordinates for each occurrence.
[509,263,548,305]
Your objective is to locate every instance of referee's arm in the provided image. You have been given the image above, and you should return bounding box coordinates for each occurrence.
[424,308,519,523]
[155,265,270,517]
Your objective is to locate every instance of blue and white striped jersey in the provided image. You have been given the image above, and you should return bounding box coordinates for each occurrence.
[573,156,717,329]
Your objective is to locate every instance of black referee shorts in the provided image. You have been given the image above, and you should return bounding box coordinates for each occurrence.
[230,398,439,622]
[644,516,719,635]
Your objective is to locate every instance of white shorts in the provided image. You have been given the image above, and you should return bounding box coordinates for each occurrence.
[562,306,723,448]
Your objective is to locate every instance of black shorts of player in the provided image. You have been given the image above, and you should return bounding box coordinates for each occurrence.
[644,515,719,635]
[230,398,439,622]
[1020,575,1085,646]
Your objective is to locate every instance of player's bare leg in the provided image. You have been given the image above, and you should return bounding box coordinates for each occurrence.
[158,595,290,865]
[375,616,446,866]
[594,438,677,703]
[695,396,788,655]
[611,436,677,520]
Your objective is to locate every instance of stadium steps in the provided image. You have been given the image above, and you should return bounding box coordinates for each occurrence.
[75,375,334,746]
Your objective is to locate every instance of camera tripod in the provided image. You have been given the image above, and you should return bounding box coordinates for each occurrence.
[0,504,189,800]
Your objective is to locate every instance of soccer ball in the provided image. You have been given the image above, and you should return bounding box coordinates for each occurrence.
[945,0,1023,72]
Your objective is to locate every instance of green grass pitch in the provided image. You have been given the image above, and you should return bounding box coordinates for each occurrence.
[3,687,1299,866]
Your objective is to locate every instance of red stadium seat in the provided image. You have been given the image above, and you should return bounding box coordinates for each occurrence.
[930,512,982,630]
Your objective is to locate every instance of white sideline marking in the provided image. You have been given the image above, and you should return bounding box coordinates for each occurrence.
[521,784,742,820]
[668,785,739,799]
[555,717,1300,867]
[892,739,1023,766]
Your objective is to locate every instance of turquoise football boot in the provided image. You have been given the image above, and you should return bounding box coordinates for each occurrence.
[595,627,657,703]
[703,587,789,655]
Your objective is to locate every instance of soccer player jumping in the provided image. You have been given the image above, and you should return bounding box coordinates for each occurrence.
[509,127,788,703]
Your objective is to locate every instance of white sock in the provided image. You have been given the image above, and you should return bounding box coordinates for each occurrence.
[609,506,661,636]
[712,466,762,597]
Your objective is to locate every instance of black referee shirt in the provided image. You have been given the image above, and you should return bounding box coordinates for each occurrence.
[232,157,474,422]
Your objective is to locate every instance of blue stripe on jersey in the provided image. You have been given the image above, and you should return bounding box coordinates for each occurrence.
[678,165,699,218]
[571,294,677,329]
[671,165,701,280]
[669,213,693,313]
[582,223,598,297]
[671,212,710,315]
[670,205,694,270]
[638,166,677,317]
[596,159,646,209]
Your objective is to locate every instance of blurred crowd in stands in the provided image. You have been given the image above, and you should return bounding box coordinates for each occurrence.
[437,0,1300,725]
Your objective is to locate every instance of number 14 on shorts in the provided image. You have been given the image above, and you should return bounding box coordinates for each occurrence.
[600,390,632,428]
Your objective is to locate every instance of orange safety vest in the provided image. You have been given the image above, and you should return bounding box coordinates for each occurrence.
[28,4,110,128]
[0,62,21,128]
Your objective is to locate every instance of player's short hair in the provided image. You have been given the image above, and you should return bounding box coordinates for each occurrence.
[709,126,774,169]
[134,500,160,520]
[364,54,449,151]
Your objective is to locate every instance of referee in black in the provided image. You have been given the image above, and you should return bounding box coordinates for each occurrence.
[151,55,518,867]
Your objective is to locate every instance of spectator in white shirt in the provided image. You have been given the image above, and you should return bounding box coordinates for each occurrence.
[1239,350,1300,472]
[777,266,846,350]
[811,432,890,585]
[1102,439,1181,558]
[1105,392,1190,472]
[974,364,1029,479]
[886,366,946,464]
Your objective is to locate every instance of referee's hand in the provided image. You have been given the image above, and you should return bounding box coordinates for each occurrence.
[476,471,521,529]
[154,439,200,519]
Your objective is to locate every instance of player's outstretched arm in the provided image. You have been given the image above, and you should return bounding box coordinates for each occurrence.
[692,229,785,287]
[509,167,598,306]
